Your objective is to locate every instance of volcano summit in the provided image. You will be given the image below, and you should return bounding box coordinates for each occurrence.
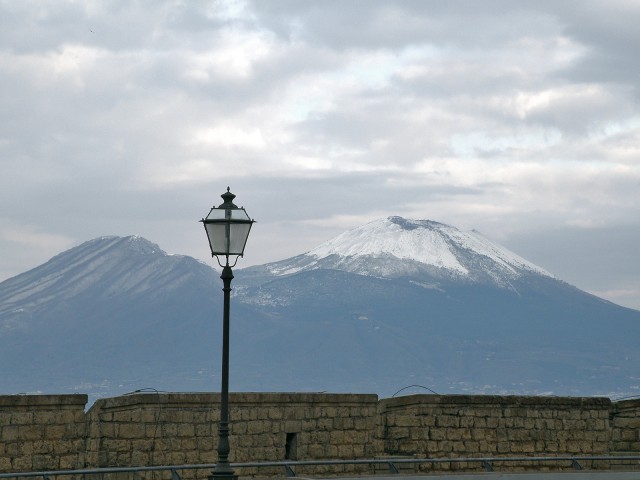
[1,218,639,401]
[250,216,552,287]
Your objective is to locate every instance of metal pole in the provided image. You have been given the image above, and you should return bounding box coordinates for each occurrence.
[210,264,237,480]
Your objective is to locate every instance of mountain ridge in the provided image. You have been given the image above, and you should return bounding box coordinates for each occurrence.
[0,235,214,319]
[1,218,639,403]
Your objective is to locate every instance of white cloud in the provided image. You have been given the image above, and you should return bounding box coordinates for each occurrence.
[0,0,639,309]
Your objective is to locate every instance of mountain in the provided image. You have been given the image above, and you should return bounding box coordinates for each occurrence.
[1,219,640,404]
[0,236,225,399]
[234,217,640,397]
[240,216,552,288]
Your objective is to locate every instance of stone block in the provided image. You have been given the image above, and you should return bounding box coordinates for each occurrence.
[11,456,33,471]
[354,417,369,429]
[8,412,33,425]
[33,440,54,454]
[307,444,325,458]
[111,411,136,422]
[267,407,283,420]
[59,454,80,470]
[4,442,19,457]
[317,418,333,430]
[616,417,640,429]
[45,424,66,439]
[140,410,158,423]
[326,444,339,457]
[496,441,510,453]
[19,425,44,441]
[32,411,56,424]
[435,415,459,428]
[118,423,145,439]
[99,422,117,437]
[162,423,178,437]
[177,423,195,437]
[2,426,19,441]
[130,450,150,466]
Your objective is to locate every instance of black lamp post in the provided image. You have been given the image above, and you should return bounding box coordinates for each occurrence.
[201,187,254,480]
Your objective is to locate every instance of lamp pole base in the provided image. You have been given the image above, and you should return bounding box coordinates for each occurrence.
[208,472,238,480]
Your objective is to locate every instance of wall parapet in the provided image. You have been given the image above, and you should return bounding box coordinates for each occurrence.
[380,393,613,473]
[380,393,613,409]
[1,392,639,476]
[0,394,88,472]
[611,398,640,455]
[84,392,379,477]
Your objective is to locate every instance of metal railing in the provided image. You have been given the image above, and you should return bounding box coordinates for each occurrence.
[1,455,640,479]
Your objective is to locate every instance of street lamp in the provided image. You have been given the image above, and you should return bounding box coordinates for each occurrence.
[201,187,254,480]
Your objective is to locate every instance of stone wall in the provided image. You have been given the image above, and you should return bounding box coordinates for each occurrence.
[1,392,639,477]
[380,394,613,472]
[84,392,379,478]
[0,394,87,472]
[610,398,640,469]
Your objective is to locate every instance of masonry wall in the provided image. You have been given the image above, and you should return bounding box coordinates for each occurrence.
[84,392,379,478]
[0,394,87,472]
[380,394,614,472]
[610,398,640,470]
[1,392,639,477]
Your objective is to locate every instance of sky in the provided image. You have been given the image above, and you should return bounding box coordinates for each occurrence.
[1,0,639,310]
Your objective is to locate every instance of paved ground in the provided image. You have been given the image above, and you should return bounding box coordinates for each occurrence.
[297,472,640,479]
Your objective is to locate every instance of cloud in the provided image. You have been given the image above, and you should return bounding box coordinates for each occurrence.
[0,1,638,309]
[556,0,640,92]
[504,224,640,310]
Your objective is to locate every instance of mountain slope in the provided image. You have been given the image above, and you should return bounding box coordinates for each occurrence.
[233,268,640,397]
[242,216,552,289]
[1,220,639,403]
[2,236,206,318]
[234,217,640,396]
[0,236,230,398]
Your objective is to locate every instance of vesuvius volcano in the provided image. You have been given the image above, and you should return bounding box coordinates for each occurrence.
[1,217,639,404]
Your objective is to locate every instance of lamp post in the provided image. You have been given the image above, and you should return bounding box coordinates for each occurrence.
[201,187,254,480]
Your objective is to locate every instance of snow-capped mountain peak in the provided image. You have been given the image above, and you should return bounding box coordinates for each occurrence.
[2,231,639,402]
[309,217,468,273]
[264,216,552,286]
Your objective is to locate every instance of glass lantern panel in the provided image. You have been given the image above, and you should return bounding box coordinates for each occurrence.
[205,208,228,220]
[230,208,251,221]
[204,222,229,255]
[228,222,252,255]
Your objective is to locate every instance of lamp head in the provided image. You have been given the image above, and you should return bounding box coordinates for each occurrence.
[201,187,254,263]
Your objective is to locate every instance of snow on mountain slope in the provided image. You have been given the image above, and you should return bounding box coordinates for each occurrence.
[0,235,212,319]
[2,229,639,401]
[262,217,552,286]
[0,235,221,401]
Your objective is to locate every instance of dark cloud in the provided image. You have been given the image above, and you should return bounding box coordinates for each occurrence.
[555,1,640,90]
[504,224,640,309]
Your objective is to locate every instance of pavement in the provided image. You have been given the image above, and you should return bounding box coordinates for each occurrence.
[294,472,640,479]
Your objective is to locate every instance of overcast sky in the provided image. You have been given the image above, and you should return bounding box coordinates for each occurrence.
[1,1,639,310]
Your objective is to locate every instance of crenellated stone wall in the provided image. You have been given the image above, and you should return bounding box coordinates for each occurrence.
[1,392,639,477]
